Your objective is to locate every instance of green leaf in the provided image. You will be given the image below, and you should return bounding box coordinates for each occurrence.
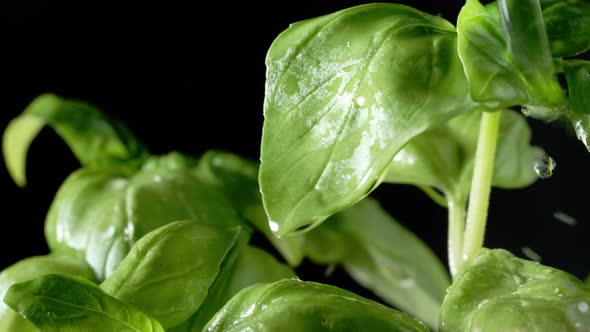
[457,0,565,114]
[385,109,544,199]
[195,150,305,266]
[260,3,477,236]
[100,221,242,328]
[439,248,590,331]
[204,279,429,332]
[45,152,245,280]
[306,198,449,328]
[2,94,149,187]
[564,60,590,151]
[171,245,295,332]
[0,254,96,332]
[5,274,164,332]
[542,0,590,57]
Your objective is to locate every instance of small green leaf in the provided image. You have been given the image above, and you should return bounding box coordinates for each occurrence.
[0,255,95,332]
[457,0,565,113]
[100,221,242,328]
[261,3,477,236]
[306,198,449,328]
[542,0,590,57]
[45,152,245,280]
[564,60,590,151]
[384,109,544,200]
[195,150,305,267]
[204,279,429,332]
[439,248,590,331]
[2,94,149,187]
[171,245,296,332]
[5,274,165,332]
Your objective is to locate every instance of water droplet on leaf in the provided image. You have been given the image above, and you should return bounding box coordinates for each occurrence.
[533,155,556,179]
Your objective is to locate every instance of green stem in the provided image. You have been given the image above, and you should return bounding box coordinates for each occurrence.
[461,111,501,268]
[448,195,466,277]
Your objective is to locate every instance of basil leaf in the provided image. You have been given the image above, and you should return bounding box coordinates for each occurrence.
[171,245,295,332]
[0,255,95,332]
[542,0,590,57]
[306,198,449,328]
[204,279,429,332]
[5,274,164,332]
[45,152,245,280]
[564,60,590,151]
[260,3,477,236]
[100,221,242,328]
[2,94,148,187]
[195,150,304,267]
[385,109,544,200]
[439,248,590,331]
[457,0,565,114]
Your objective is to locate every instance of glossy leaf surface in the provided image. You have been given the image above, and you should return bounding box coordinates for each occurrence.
[306,198,449,328]
[457,0,565,113]
[385,109,544,198]
[45,152,244,280]
[195,150,304,266]
[260,3,476,236]
[5,274,164,332]
[101,221,242,328]
[564,60,590,151]
[2,94,148,187]
[0,255,95,332]
[170,245,295,332]
[204,279,429,332]
[439,248,590,331]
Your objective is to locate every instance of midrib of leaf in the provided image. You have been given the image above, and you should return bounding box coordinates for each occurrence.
[36,295,146,332]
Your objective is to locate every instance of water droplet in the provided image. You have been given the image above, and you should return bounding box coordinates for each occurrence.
[521,246,542,262]
[553,211,577,226]
[356,96,365,107]
[324,264,336,277]
[579,302,589,313]
[533,155,556,179]
[268,220,279,233]
[153,175,162,183]
[574,120,590,152]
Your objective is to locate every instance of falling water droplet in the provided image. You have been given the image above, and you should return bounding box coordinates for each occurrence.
[533,155,556,179]
[521,246,542,262]
[579,302,589,313]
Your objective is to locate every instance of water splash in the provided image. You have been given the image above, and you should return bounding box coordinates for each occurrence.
[533,155,556,179]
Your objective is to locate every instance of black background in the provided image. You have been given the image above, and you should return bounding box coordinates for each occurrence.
[1,0,589,297]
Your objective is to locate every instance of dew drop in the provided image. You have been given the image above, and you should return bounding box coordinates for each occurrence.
[356,96,365,107]
[269,220,279,233]
[533,155,556,179]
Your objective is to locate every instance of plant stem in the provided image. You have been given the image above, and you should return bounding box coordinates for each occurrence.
[461,111,501,268]
[448,195,466,277]
[418,185,448,208]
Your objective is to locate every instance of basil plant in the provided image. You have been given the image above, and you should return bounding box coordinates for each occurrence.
[3,0,590,331]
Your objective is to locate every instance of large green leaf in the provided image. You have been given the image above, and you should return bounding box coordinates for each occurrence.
[384,109,544,199]
[260,3,477,236]
[439,248,590,331]
[5,274,164,331]
[2,94,148,187]
[195,150,304,266]
[100,221,242,328]
[457,0,565,114]
[203,279,429,332]
[0,254,95,332]
[305,198,449,328]
[45,152,245,280]
[170,245,295,332]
